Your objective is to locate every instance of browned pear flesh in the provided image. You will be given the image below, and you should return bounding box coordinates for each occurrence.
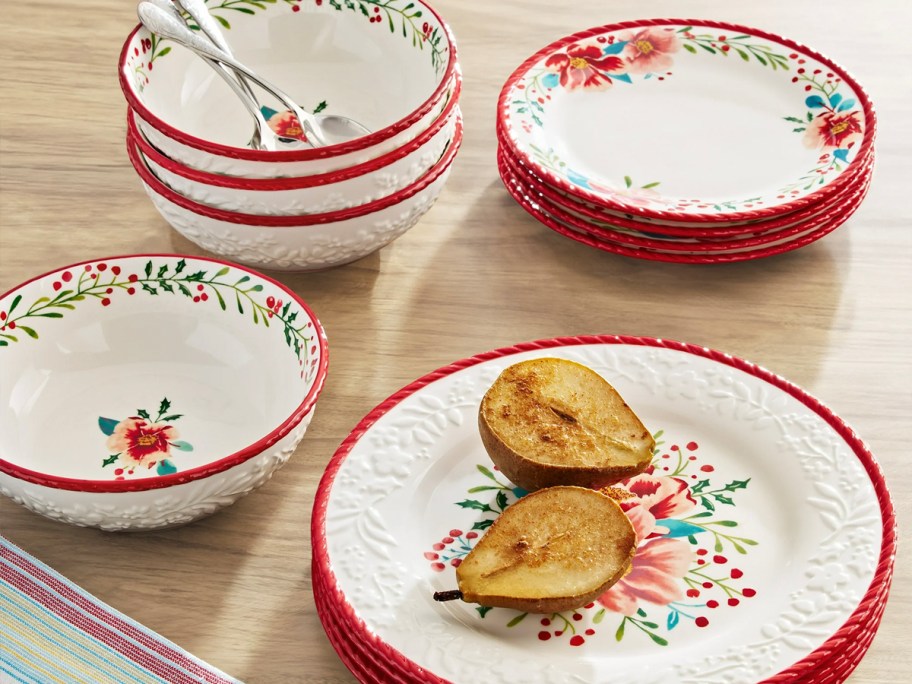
[455,486,636,613]
[478,357,654,491]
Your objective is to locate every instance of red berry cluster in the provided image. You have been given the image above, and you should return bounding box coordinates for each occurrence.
[192,283,209,304]
[369,6,382,23]
[685,549,757,628]
[537,603,596,645]
[425,529,478,572]
[656,440,712,479]
[265,295,284,318]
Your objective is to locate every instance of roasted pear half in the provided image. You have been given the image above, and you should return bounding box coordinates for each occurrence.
[435,486,636,613]
[478,357,654,491]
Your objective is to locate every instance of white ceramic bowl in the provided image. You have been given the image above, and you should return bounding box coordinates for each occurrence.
[128,95,461,215]
[119,0,458,177]
[128,115,463,272]
[0,255,328,531]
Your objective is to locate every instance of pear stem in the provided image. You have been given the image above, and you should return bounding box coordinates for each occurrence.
[433,589,464,602]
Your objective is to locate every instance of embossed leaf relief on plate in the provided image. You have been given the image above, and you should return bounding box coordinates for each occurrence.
[320,342,883,683]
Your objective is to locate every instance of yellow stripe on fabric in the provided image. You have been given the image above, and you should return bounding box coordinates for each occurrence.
[0,590,157,684]
[0,628,68,684]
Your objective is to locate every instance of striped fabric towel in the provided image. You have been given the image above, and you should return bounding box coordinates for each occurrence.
[1,536,241,684]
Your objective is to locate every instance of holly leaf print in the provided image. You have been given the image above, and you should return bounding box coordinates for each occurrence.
[457,499,494,513]
[102,454,119,467]
[136,409,151,420]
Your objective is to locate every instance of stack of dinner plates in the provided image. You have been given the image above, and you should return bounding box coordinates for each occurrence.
[496,19,875,263]
[312,336,895,683]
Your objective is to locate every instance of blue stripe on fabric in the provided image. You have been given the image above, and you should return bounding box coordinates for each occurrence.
[0,588,151,684]
[3,639,65,684]
[0,656,45,684]
[1,538,241,684]
[0,554,203,684]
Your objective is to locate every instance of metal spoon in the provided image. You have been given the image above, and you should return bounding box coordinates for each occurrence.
[175,0,371,147]
[143,0,278,151]
[137,2,371,148]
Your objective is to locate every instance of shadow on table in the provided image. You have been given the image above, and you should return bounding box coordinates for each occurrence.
[381,177,848,392]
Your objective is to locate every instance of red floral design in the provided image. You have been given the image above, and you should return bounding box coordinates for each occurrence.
[266,110,308,142]
[616,472,697,540]
[106,417,178,464]
[803,111,863,149]
[597,537,694,616]
[619,28,681,74]
[545,44,624,91]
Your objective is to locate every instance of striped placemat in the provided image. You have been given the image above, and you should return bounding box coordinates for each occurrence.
[0,536,241,684]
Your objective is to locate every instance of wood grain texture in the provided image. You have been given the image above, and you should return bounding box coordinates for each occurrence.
[1,1,909,682]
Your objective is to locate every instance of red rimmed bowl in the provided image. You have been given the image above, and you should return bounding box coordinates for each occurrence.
[119,0,458,178]
[127,115,463,272]
[128,77,461,215]
[0,255,328,531]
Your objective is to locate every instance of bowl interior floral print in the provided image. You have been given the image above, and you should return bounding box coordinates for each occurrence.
[507,23,866,213]
[99,398,194,480]
[0,257,322,482]
[427,432,758,647]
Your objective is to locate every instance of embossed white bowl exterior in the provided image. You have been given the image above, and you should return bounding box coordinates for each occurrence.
[129,118,462,271]
[0,411,312,531]
[0,255,329,531]
[141,171,452,271]
[137,108,459,215]
[134,75,458,179]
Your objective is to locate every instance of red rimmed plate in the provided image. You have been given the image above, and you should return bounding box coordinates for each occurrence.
[497,127,874,239]
[312,337,895,684]
[499,156,868,264]
[499,149,872,256]
[497,19,875,224]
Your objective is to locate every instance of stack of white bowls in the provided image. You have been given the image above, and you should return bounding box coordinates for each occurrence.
[119,0,461,271]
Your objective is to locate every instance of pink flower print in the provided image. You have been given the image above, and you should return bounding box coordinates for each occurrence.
[544,44,625,91]
[266,110,309,142]
[597,537,694,615]
[106,417,178,465]
[803,111,863,150]
[587,181,662,207]
[619,28,681,75]
[616,473,697,540]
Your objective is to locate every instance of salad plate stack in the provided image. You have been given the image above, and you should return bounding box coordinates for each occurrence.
[496,19,876,264]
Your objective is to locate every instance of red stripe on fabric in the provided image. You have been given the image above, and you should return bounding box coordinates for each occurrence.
[1,546,232,684]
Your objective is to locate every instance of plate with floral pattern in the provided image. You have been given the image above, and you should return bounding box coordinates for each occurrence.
[312,336,895,683]
[497,19,875,223]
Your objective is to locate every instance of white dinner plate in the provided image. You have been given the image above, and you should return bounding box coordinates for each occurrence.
[312,337,895,683]
[497,20,875,223]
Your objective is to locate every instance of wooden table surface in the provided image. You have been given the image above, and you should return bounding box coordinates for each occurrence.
[1,0,909,681]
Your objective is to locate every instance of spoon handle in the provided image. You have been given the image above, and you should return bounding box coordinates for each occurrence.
[174,0,261,106]
[137,2,330,147]
[175,0,232,54]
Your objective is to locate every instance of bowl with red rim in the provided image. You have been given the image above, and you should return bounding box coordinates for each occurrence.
[119,0,458,178]
[127,113,463,272]
[128,85,461,216]
[0,255,328,531]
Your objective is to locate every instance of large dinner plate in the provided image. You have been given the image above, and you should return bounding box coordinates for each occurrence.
[312,337,895,683]
[497,20,875,223]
